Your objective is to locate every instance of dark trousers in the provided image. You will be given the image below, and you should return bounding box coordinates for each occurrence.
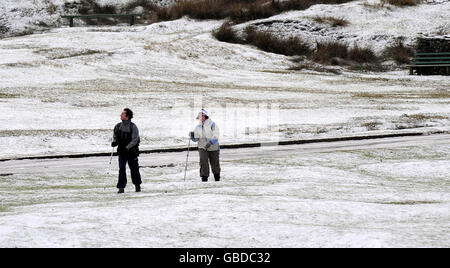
[117,154,142,189]
[199,149,220,181]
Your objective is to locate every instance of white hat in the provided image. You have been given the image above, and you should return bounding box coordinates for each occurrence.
[196,108,209,119]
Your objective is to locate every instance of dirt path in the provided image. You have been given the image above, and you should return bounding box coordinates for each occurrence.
[2,133,448,176]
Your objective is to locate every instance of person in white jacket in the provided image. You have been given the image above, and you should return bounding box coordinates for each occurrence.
[189,109,221,182]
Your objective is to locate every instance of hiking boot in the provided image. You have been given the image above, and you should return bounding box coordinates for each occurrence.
[214,174,220,182]
[118,188,124,194]
[201,176,208,182]
[135,185,141,192]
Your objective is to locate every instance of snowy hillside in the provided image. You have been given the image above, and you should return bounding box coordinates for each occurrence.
[240,0,450,54]
[0,0,449,158]
[0,0,177,37]
[0,0,449,249]
[1,0,449,43]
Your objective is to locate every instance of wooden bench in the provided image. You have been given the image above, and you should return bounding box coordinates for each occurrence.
[61,14,141,27]
[409,52,450,75]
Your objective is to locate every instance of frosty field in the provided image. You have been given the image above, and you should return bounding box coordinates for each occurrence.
[0,0,449,248]
[0,15,449,158]
[0,134,449,247]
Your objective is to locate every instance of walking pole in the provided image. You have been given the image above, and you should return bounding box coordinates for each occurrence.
[184,138,191,182]
[107,146,114,175]
[105,144,114,190]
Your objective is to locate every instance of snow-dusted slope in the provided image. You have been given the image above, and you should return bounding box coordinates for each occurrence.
[0,0,449,249]
[1,0,449,43]
[0,0,177,38]
[239,0,450,54]
[0,0,449,158]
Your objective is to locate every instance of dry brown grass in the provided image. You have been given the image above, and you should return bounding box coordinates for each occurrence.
[212,21,242,44]
[353,91,450,99]
[0,22,8,35]
[134,0,355,23]
[218,29,380,70]
[384,39,414,64]
[147,0,275,22]
[213,23,313,56]
[47,1,57,15]
[312,16,349,27]
[0,93,17,98]
[207,1,383,71]
[77,0,119,25]
[78,0,117,14]
[427,91,450,99]
[244,26,312,56]
[401,114,448,121]
[382,0,422,6]
[312,41,348,64]
[311,41,378,65]
[288,61,343,74]
[362,121,382,130]
[348,44,377,63]
[353,92,392,99]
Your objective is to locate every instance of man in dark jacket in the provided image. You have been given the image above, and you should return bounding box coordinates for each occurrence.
[111,108,142,193]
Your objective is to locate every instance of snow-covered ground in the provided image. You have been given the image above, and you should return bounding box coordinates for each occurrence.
[0,134,449,247]
[0,0,177,38]
[0,1,449,158]
[0,0,449,248]
[243,0,450,53]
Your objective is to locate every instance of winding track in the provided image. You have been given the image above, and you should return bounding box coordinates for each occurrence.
[1,132,448,176]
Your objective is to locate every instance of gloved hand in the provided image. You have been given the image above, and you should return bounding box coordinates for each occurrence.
[205,142,212,149]
[189,131,194,139]
[111,141,118,147]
